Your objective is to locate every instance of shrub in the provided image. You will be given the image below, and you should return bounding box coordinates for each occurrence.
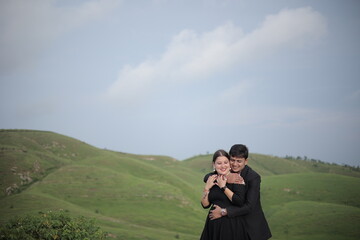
[0,210,107,240]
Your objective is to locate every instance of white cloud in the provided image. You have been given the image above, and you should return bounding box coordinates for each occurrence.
[244,7,327,50]
[0,0,120,74]
[106,7,327,104]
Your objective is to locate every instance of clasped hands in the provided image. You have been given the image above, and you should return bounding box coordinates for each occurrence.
[206,173,244,220]
[205,173,245,190]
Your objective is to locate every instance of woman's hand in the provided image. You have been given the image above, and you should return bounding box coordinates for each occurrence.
[216,174,227,188]
[204,174,217,191]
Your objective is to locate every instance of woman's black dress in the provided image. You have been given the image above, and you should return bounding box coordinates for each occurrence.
[200,182,249,240]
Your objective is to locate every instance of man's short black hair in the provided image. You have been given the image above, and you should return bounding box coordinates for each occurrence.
[229,144,249,159]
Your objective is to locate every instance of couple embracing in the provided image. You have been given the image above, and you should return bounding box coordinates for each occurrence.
[200,144,272,240]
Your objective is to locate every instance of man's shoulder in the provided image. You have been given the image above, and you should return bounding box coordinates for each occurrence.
[245,166,261,180]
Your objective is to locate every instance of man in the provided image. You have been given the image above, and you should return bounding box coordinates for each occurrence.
[209,144,272,240]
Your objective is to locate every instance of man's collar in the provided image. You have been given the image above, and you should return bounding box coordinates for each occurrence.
[240,165,249,177]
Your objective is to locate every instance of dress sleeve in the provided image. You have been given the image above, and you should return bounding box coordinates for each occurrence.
[201,202,211,209]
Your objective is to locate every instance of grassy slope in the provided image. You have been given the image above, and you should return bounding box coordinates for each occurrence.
[261,173,360,240]
[181,154,360,240]
[0,129,100,197]
[0,130,205,239]
[1,130,359,240]
[268,201,360,240]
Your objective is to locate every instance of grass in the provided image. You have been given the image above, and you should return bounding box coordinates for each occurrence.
[1,129,359,240]
[261,172,360,208]
[268,201,360,240]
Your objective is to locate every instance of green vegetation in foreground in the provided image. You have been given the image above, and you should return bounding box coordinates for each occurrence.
[0,129,359,240]
[0,210,107,240]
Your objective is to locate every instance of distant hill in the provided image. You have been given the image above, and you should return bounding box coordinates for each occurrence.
[182,151,360,178]
[1,129,359,240]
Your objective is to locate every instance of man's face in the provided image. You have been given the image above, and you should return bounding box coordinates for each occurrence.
[230,157,248,173]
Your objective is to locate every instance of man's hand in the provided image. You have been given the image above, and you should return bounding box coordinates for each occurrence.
[227,173,245,184]
[209,205,224,220]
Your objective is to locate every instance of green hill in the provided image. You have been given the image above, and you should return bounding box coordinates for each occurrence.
[0,129,359,240]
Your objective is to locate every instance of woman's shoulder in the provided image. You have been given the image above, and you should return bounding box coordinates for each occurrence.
[203,172,216,182]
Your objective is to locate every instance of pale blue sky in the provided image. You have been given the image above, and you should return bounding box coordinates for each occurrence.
[1,0,359,166]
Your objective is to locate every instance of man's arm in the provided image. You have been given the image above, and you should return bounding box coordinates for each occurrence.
[210,175,261,219]
[229,183,246,206]
[225,173,246,206]
[227,174,260,217]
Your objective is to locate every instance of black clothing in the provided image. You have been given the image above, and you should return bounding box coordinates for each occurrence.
[200,181,249,240]
[203,166,272,240]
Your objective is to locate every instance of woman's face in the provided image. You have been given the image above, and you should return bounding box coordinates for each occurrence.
[213,156,230,175]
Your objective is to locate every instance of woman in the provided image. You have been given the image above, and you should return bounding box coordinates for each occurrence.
[200,149,248,240]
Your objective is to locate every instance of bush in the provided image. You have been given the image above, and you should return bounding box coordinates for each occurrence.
[0,210,107,240]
